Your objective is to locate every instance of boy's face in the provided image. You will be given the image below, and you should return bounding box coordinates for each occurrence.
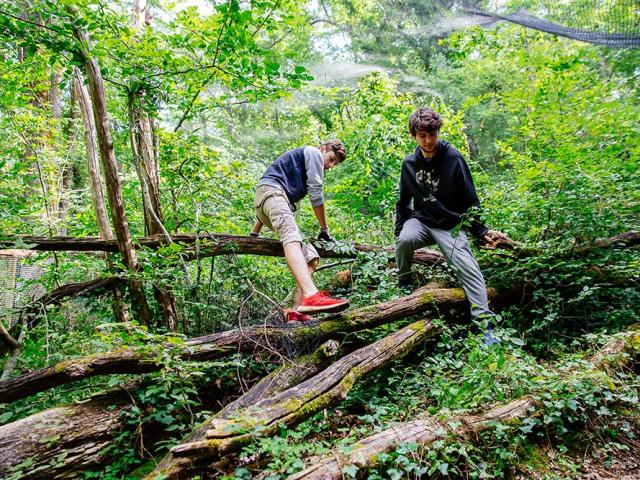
[413,130,439,157]
[320,147,340,170]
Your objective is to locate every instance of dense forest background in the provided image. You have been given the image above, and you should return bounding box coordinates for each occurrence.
[0,0,638,479]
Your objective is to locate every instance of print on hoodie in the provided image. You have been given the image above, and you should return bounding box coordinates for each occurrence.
[416,168,439,203]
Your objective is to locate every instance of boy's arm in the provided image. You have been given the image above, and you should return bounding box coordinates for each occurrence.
[304,147,325,210]
[456,158,509,247]
[394,164,412,237]
[305,147,331,238]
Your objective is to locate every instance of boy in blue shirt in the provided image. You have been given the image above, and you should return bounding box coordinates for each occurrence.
[251,140,349,323]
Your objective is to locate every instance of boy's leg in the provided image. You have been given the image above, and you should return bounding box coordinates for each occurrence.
[250,219,263,236]
[395,218,433,288]
[255,187,318,297]
[293,257,319,311]
[255,186,346,314]
[426,227,493,319]
[284,242,318,297]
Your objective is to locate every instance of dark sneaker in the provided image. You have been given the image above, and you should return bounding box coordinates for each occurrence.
[298,291,349,314]
[287,310,313,323]
[483,324,500,347]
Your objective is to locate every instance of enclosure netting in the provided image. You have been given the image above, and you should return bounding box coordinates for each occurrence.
[389,0,640,48]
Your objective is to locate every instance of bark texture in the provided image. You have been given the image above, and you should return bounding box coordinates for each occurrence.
[288,328,640,480]
[71,26,152,326]
[0,385,137,479]
[289,398,536,480]
[149,340,344,479]
[167,320,438,465]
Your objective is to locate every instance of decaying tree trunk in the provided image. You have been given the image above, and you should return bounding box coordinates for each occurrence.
[0,286,481,403]
[0,341,342,479]
[0,383,138,479]
[71,26,152,326]
[289,328,640,480]
[290,398,537,480]
[56,68,74,236]
[149,340,344,479]
[165,320,439,468]
[128,0,180,331]
[71,66,129,323]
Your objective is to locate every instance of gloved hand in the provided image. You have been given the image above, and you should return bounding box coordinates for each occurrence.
[317,228,334,242]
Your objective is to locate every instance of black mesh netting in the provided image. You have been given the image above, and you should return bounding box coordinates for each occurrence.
[387,0,640,48]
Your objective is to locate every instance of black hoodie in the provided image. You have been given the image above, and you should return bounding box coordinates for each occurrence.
[394,140,488,238]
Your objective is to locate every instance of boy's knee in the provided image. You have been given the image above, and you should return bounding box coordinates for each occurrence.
[395,235,417,254]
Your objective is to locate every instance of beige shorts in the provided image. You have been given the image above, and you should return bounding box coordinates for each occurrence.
[254,185,319,264]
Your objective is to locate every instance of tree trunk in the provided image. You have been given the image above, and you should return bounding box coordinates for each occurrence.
[52,68,74,236]
[167,320,439,465]
[71,27,152,326]
[0,384,138,479]
[0,341,341,480]
[290,399,537,480]
[0,286,482,403]
[128,0,179,331]
[3,230,637,260]
[71,66,128,324]
[150,340,344,479]
[22,276,124,328]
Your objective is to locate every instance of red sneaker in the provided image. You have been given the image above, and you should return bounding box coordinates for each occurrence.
[298,291,349,314]
[287,310,313,323]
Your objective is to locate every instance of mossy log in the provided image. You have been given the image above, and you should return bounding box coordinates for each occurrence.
[289,398,536,480]
[166,319,439,465]
[0,383,139,479]
[148,340,344,480]
[0,342,342,480]
[289,328,640,480]
[0,287,482,404]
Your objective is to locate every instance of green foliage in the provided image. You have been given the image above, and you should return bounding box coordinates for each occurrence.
[0,1,638,478]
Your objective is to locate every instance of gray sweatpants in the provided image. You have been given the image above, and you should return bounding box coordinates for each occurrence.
[396,218,493,319]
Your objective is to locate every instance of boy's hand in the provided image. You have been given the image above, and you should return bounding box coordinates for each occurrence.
[317,228,334,242]
[480,230,509,249]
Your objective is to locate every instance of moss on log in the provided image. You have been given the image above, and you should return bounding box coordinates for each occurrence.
[1,286,480,404]
[166,320,439,466]
[289,328,640,479]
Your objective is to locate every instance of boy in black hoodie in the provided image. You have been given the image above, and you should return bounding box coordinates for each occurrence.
[395,107,507,320]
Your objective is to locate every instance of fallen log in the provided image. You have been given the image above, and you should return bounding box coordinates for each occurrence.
[0,382,139,480]
[4,237,442,335]
[289,398,536,480]
[0,234,442,265]
[148,340,344,480]
[21,276,124,327]
[0,286,482,404]
[0,341,342,479]
[0,277,126,356]
[289,328,640,480]
[3,231,636,259]
[166,319,439,465]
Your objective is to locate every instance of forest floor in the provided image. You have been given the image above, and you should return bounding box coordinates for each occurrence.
[515,418,640,480]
